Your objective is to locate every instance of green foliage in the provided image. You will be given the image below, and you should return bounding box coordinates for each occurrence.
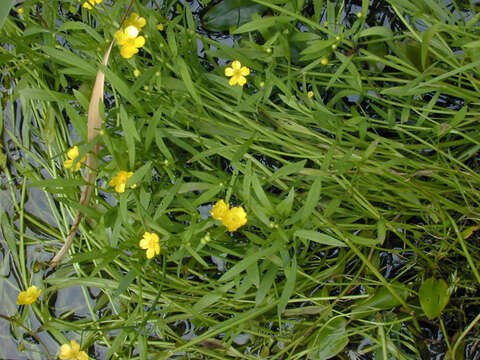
[2,0,480,358]
[419,278,450,319]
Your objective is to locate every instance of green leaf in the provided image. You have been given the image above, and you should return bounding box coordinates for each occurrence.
[232,15,293,34]
[255,264,278,306]
[278,257,296,314]
[19,88,73,103]
[202,0,267,32]
[126,162,152,188]
[120,105,139,168]
[269,160,306,182]
[358,26,393,39]
[276,187,295,217]
[352,284,409,319]
[42,46,96,77]
[28,179,85,189]
[308,318,349,360]
[419,278,450,319]
[193,282,235,312]
[294,230,346,247]
[301,176,322,223]
[0,0,14,31]
[177,57,202,105]
[219,241,282,282]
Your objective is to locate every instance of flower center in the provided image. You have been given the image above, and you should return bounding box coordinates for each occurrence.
[125,25,139,38]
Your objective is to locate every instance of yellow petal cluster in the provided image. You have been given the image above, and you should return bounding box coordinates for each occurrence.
[114,13,146,59]
[125,12,146,30]
[108,170,134,193]
[224,60,250,86]
[139,232,160,259]
[211,199,229,220]
[59,340,89,360]
[82,0,102,10]
[16,286,41,305]
[211,200,247,232]
[63,146,86,172]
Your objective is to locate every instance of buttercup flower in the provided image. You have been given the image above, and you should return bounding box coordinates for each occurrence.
[222,206,248,232]
[108,170,134,193]
[82,0,102,10]
[114,26,145,59]
[156,24,164,31]
[17,286,41,305]
[64,146,86,172]
[139,232,160,259]
[59,340,89,360]
[211,199,229,220]
[225,60,250,86]
[125,12,146,30]
[18,7,24,14]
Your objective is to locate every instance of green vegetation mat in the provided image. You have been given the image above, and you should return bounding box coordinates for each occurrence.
[1,0,480,359]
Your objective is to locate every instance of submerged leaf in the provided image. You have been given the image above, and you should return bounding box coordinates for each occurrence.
[202,0,267,32]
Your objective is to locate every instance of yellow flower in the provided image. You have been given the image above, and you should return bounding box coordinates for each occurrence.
[125,12,146,30]
[156,24,164,31]
[108,170,134,193]
[18,7,24,14]
[222,206,247,232]
[224,60,250,86]
[114,26,146,59]
[63,146,86,172]
[321,58,329,65]
[17,286,41,305]
[82,0,102,9]
[139,232,160,259]
[59,340,89,360]
[211,199,229,220]
[133,69,140,77]
[307,91,314,98]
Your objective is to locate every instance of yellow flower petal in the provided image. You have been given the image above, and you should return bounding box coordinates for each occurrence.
[237,76,247,86]
[146,248,155,259]
[139,238,149,249]
[115,183,126,193]
[70,340,80,353]
[120,45,138,59]
[240,66,250,76]
[231,60,241,70]
[222,206,247,232]
[211,199,229,220]
[134,36,145,48]
[16,286,41,305]
[59,344,73,359]
[229,76,238,86]
[82,2,93,9]
[63,159,73,169]
[114,30,126,45]
[67,146,79,160]
[224,67,234,77]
